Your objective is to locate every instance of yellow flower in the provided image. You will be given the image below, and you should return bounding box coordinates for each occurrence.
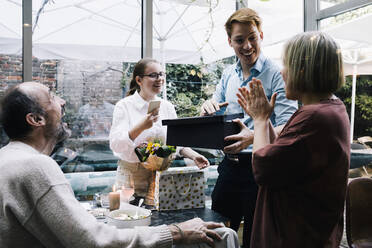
[146,142,153,153]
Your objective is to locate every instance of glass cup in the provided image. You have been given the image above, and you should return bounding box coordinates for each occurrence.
[94,193,110,208]
[120,173,134,203]
[100,193,110,208]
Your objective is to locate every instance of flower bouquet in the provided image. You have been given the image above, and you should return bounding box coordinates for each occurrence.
[134,139,176,171]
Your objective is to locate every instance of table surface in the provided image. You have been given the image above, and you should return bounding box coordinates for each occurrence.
[150,207,229,226]
[82,201,229,226]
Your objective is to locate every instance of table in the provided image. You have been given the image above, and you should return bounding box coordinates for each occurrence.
[82,201,229,226]
[150,207,229,226]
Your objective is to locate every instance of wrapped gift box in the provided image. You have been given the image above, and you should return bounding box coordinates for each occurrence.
[162,113,243,149]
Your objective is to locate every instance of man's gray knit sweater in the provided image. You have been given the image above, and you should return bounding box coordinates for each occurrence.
[0,141,172,248]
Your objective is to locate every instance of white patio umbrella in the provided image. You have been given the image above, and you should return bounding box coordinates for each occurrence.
[0,0,304,100]
[0,0,304,64]
[0,0,236,64]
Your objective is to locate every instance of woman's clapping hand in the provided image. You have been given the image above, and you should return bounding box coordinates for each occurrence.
[237,78,277,121]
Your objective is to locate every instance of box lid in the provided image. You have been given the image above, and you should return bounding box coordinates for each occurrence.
[162,113,244,126]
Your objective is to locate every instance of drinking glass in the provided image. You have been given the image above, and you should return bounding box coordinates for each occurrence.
[121,173,134,203]
[94,192,110,208]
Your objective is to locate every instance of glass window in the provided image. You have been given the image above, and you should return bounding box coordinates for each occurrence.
[0,0,23,146]
[0,1,142,176]
[321,4,372,143]
[0,0,23,89]
[31,1,141,175]
[152,0,235,65]
[151,0,236,171]
[248,0,304,67]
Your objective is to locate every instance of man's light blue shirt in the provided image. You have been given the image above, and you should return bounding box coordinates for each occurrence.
[213,53,298,151]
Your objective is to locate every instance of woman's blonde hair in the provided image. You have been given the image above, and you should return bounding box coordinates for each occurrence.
[283,31,344,94]
[225,8,262,38]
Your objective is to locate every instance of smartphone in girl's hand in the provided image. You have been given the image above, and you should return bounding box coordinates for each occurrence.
[148,100,161,114]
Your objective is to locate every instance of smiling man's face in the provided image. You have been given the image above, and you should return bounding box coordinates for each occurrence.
[228,22,263,69]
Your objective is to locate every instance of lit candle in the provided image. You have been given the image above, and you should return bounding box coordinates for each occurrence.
[109,185,120,211]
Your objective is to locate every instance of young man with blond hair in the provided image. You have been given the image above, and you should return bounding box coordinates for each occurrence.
[201,8,298,247]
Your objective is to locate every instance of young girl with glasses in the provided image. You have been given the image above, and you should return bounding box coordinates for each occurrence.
[109,58,209,207]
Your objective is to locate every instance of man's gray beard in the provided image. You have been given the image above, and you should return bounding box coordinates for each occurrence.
[55,122,71,143]
[45,121,71,145]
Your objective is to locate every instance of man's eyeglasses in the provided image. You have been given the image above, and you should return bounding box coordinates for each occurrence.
[142,72,166,79]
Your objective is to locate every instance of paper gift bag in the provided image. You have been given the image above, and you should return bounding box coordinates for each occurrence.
[154,166,205,211]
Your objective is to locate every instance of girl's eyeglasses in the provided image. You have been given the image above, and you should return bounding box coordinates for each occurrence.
[142,72,166,79]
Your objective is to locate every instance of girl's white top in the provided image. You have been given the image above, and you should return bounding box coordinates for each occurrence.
[109,91,177,163]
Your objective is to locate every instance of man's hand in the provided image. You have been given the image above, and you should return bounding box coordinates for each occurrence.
[170,218,223,247]
[223,119,253,154]
[200,99,228,116]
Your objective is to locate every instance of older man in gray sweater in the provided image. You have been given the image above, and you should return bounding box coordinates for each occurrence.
[0,82,238,248]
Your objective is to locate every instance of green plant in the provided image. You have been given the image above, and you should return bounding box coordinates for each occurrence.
[336,75,372,138]
[165,56,235,117]
[119,56,236,118]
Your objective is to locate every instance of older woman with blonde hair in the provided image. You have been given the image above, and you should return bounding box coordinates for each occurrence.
[237,31,350,247]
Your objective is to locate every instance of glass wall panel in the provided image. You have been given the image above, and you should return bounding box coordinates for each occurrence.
[249,0,304,67]
[146,1,237,173]
[152,0,235,65]
[35,0,141,174]
[0,0,23,147]
[151,0,236,118]
[0,1,141,175]
[321,4,372,141]
[0,0,23,88]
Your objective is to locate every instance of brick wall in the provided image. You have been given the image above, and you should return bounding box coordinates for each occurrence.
[57,60,123,138]
[0,54,58,93]
[57,60,123,111]
[0,55,124,147]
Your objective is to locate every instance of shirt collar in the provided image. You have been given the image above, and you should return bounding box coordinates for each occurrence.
[234,52,266,74]
[252,53,266,73]
[132,91,161,110]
